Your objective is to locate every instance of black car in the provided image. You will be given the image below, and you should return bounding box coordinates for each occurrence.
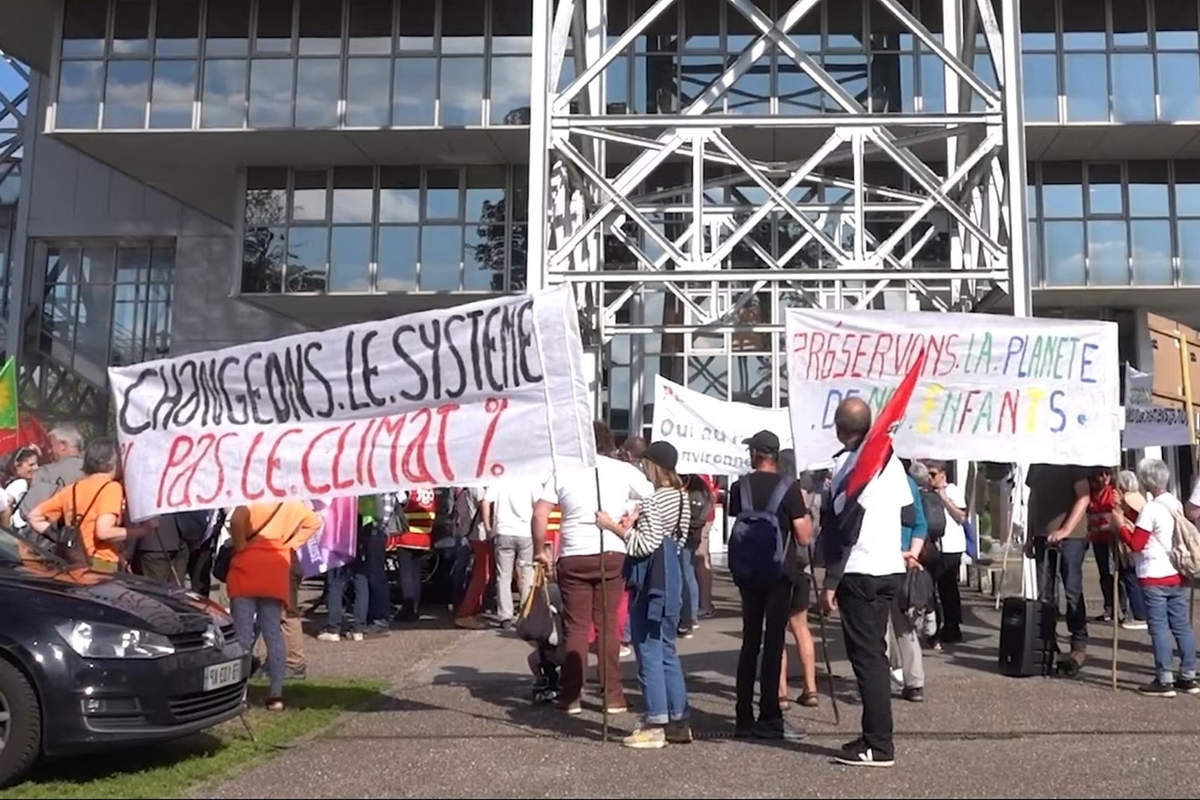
[0,527,250,786]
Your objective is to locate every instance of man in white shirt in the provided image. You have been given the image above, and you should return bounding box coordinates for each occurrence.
[487,478,541,626]
[821,398,915,769]
[922,460,968,645]
[1186,478,1200,524]
[532,421,654,715]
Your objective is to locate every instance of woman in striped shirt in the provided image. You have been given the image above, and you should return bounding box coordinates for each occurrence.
[596,441,692,750]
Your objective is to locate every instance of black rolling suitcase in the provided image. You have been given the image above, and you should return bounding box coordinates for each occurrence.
[998,546,1059,677]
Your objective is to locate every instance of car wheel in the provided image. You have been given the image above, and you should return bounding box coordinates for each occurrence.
[0,659,40,787]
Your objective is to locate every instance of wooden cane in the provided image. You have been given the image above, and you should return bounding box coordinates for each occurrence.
[1111,540,1119,692]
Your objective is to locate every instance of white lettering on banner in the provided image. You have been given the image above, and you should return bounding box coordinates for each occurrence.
[653,377,791,475]
[784,309,1121,468]
[1123,364,1193,449]
[110,287,595,520]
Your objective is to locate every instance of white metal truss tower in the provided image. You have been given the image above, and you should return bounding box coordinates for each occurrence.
[525,0,1030,427]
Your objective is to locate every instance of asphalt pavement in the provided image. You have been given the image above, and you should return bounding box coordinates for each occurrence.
[205,559,1200,798]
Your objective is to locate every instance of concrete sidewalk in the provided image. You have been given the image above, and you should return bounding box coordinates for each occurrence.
[207,571,1200,798]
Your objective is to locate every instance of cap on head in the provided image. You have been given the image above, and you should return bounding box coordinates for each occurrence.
[743,430,781,455]
[644,441,679,473]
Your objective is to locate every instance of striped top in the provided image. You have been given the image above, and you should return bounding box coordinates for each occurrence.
[627,487,691,559]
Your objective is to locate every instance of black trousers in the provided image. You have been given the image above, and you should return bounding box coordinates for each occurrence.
[932,552,963,640]
[187,538,216,597]
[736,577,792,726]
[837,572,902,759]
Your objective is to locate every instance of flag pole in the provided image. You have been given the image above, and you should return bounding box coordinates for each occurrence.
[808,547,839,725]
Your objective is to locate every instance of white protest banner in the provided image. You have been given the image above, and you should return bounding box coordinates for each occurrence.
[110,286,594,520]
[652,377,791,475]
[785,309,1121,468]
[1123,363,1193,449]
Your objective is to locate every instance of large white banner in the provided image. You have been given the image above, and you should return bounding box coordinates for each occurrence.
[652,377,791,475]
[1124,364,1193,449]
[785,309,1121,468]
[111,287,594,519]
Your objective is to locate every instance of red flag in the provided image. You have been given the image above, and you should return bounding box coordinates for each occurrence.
[837,348,927,505]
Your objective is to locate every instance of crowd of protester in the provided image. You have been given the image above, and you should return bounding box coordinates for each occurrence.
[6,414,1200,761]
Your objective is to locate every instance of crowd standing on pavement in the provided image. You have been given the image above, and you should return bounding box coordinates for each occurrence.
[6,413,1200,764]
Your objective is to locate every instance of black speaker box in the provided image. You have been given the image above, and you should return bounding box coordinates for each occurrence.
[998,597,1054,677]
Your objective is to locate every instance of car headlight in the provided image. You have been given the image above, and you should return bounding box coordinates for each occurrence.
[55,621,175,659]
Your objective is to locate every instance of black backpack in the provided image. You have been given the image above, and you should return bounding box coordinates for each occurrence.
[53,480,115,568]
[685,483,714,549]
[921,489,946,540]
[448,489,482,540]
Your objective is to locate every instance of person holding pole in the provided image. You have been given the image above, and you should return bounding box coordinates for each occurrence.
[533,421,653,718]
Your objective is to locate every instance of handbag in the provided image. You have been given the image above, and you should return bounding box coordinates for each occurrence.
[212,504,282,583]
[897,565,936,614]
[53,480,115,569]
[516,564,555,643]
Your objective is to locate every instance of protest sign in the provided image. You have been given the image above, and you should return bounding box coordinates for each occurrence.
[785,309,1121,468]
[652,377,791,475]
[111,287,594,520]
[297,496,358,577]
[1123,364,1193,449]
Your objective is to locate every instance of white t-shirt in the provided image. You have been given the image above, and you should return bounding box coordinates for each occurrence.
[3,478,29,529]
[540,455,654,559]
[938,483,968,554]
[834,453,910,577]
[485,478,541,540]
[1134,492,1183,581]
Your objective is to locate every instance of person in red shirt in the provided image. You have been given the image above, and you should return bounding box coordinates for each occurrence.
[1114,458,1198,697]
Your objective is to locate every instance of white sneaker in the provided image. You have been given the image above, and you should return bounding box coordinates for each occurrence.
[1121,619,1148,631]
[316,629,340,642]
[619,645,633,659]
[890,668,904,688]
[835,747,895,768]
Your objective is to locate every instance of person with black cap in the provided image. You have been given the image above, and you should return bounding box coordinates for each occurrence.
[596,440,692,749]
[726,430,812,740]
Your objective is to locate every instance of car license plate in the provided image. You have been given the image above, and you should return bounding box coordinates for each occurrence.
[203,659,242,691]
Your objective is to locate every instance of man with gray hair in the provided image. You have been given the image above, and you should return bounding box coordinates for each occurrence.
[22,425,85,512]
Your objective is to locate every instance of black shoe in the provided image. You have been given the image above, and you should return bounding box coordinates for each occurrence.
[1094,611,1113,623]
[752,718,807,742]
[834,746,895,768]
[1176,678,1200,695]
[285,665,307,681]
[677,625,695,639]
[840,736,866,753]
[901,687,924,703]
[941,631,964,645]
[1138,679,1177,698]
[734,720,755,738]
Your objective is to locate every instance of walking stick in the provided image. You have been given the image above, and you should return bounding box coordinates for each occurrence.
[594,469,609,744]
[1111,540,1119,692]
[808,547,840,725]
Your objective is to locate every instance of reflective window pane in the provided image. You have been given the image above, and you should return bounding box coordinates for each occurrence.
[826,0,865,50]
[490,56,531,124]
[1157,1,1199,49]
[1087,165,1123,215]
[1112,0,1148,47]
[1129,163,1169,216]
[426,168,460,218]
[919,52,944,113]
[1042,165,1084,218]
[245,167,288,225]
[256,0,295,54]
[299,0,343,55]
[249,59,294,127]
[155,0,201,56]
[1180,219,1200,284]
[1131,219,1172,285]
[393,58,436,124]
[150,60,196,128]
[206,0,250,55]
[1022,53,1057,121]
[378,226,418,290]
[62,0,107,57]
[1087,220,1128,285]
[1044,220,1085,286]
[57,61,103,128]
[492,0,533,53]
[349,0,393,54]
[870,52,916,113]
[398,0,435,50]
[778,60,822,115]
[420,226,463,290]
[103,60,150,128]
[330,226,372,292]
[440,58,484,125]
[1160,54,1200,122]
[464,225,503,290]
[112,0,152,55]
[510,222,527,289]
[333,167,374,223]
[286,227,328,291]
[466,166,506,224]
[346,58,392,126]
[1111,54,1154,123]
[295,58,340,127]
[243,225,286,292]
[292,170,328,221]
[1020,1,1055,50]
[1177,166,1200,216]
[1065,54,1107,122]
[201,59,247,127]
[379,166,420,222]
[1061,0,1105,49]
[442,0,486,54]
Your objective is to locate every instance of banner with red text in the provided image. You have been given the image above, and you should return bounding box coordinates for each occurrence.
[110,287,594,520]
[785,309,1121,468]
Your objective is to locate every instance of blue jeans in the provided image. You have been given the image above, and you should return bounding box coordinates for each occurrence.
[363,527,391,623]
[397,548,422,611]
[1093,541,1147,621]
[1035,538,1088,647]
[231,596,284,697]
[628,579,689,723]
[326,566,368,631]
[678,544,700,628]
[1143,584,1197,683]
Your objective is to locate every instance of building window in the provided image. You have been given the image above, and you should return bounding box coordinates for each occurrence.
[241,165,526,295]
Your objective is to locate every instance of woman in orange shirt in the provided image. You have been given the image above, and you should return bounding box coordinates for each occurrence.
[228,500,321,710]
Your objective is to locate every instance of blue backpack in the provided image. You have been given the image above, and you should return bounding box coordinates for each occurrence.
[728,476,791,588]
